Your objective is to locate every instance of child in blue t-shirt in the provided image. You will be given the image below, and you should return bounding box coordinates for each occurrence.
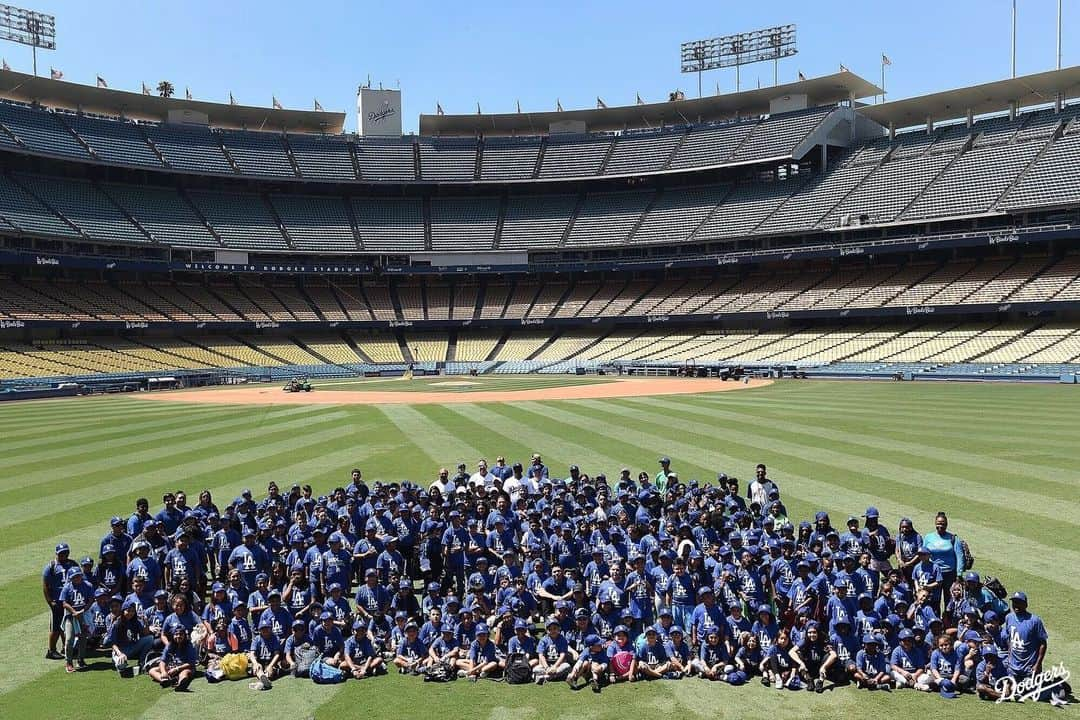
[344,622,384,679]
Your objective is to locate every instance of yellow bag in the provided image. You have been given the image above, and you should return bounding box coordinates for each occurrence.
[220,652,249,681]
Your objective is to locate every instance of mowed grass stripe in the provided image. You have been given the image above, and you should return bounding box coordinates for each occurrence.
[567,397,1080,530]
[636,396,1080,504]
[548,399,1080,566]
[377,404,487,468]
[0,405,224,442]
[504,400,1080,589]
[675,394,1080,482]
[0,405,318,479]
[0,409,353,522]
[400,404,549,471]
[0,406,250,458]
[694,392,1080,430]
[137,674,347,720]
[0,405,344,499]
[0,397,212,426]
[0,424,381,576]
[439,403,630,476]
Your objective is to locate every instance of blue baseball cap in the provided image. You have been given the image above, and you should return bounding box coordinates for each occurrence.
[475,623,490,635]
[55,542,70,554]
[863,507,879,519]
[1010,591,1028,603]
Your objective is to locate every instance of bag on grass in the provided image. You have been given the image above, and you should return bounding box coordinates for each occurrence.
[505,653,532,685]
[292,643,319,678]
[423,661,455,682]
[220,652,249,681]
[310,658,345,684]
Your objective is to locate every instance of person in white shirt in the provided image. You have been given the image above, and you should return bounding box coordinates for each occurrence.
[469,460,495,490]
[430,468,453,496]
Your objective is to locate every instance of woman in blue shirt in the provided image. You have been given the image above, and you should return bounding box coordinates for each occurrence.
[921,513,965,614]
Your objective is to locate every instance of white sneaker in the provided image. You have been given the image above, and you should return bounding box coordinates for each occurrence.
[1050,693,1069,708]
[773,676,783,690]
[914,681,930,692]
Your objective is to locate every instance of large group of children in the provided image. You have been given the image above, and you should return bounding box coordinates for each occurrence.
[43,455,1067,704]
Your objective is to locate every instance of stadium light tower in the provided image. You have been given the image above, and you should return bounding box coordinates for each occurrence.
[0,3,55,76]
[681,25,796,96]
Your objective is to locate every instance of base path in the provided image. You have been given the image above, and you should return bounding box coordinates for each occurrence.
[137,377,772,406]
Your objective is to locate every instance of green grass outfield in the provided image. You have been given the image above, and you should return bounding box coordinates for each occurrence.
[0,380,1076,719]
[312,374,614,392]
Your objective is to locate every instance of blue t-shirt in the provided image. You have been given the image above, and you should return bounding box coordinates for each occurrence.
[508,634,537,656]
[162,641,197,667]
[537,635,569,663]
[635,640,669,665]
[468,639,497,663]
[345,636,377,662]
[251,633,281,661]
[59,580,95,611]
[312,625,345,657]
[856,648,888,675]
[396,637,428,660]
[890,643,927,671]
[1004,611,1048,673]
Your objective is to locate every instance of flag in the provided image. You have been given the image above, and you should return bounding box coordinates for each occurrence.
[229,91,236,106]
[556,98,562,112]
[141,82,151,96]
[2,59,9,72]
[516,99,521,113]
[596,96,606,109]
[314,98,323,111]
[476,101,481,114]
[636,92,644,105]
[798,71,806,81]
[96,75,107,88]
[882,54,892,66]
[50,67,63,80]
[272,95,283,110]
[839,63,849,72]
[185,87,192,100]
[436,102,444,115]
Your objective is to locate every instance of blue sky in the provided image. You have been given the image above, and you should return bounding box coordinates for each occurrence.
[9,0,1077,132]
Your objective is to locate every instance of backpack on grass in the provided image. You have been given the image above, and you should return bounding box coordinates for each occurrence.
[505,653,532,685]
[292,643,319,678]
[310,658,345,684]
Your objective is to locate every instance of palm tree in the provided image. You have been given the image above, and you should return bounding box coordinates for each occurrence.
[156,81,174,98]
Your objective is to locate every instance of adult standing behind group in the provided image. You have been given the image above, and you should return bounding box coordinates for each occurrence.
[921,512,966,613]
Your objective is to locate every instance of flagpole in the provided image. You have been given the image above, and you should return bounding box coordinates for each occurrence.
[881,59,885,103]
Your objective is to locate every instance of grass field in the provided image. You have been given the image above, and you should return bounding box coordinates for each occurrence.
[0,380,1076,719]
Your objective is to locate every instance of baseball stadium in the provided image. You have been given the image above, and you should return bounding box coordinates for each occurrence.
[0,2,1077,719]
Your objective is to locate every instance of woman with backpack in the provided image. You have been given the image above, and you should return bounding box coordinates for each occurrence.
[921,513,967,615]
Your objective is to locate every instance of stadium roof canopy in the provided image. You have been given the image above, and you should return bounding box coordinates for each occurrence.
[858,65,1080,129]
[0,69,346,134]
[420,71,881,137]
